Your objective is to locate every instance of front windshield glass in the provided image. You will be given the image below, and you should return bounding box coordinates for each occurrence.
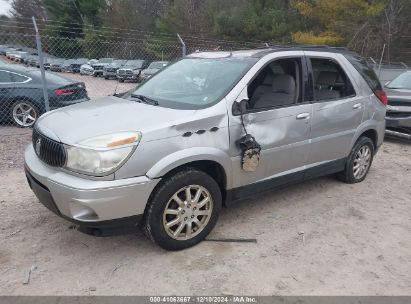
[99,58,113,63]
[112,60,127,66]
[125,60,144,68]
[387,72,411,90]
[130,57,256,109]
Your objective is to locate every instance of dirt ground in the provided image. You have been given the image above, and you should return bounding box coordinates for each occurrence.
[0,125,410,295]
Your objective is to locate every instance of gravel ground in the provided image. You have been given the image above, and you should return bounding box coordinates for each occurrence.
[0,128,410,295]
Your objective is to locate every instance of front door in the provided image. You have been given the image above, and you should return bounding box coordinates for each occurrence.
[228,54,313,191]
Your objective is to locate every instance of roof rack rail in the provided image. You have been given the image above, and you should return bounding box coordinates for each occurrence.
[267,44,349,50]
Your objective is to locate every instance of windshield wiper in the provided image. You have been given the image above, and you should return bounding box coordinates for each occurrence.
[130,94,159,106]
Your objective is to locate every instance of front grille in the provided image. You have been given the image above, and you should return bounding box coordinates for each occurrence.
[32,128,66,167]
[386,111,411,118]
[93,65,103,70]
[388,99,411,107]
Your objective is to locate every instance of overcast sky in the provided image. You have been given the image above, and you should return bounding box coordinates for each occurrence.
[0,0,11,16]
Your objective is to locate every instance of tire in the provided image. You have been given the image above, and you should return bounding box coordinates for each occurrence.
[144,168,222,250]
[104,76,108,80]
[11,100,39,128]
[337,136,375,184]
[119,79,124,83]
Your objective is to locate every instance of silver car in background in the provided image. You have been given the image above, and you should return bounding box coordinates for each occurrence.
[80,59,98,75]
[25,47,386,250]
[117,60,149,82]
[384,71,411,140]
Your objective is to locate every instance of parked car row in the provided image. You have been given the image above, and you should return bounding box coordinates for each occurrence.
[0,45,170,83]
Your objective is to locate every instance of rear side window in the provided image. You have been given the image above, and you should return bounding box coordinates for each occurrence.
[0,70,12,82]
[310,58,356,102]
[344,54,382,92]
[11,73,29,83]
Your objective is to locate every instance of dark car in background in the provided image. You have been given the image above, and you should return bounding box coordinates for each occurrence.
[69,58,88,73]
[50,59,65,72]
[0,64,89,127]
[103,59,127,79]
[138,61,169,82]
[116,59,149,82]
[384,71,411,140]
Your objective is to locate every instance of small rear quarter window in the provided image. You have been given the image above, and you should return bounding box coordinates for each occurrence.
[344,54,382,92]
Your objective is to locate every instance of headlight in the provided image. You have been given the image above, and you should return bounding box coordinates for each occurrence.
[132,69,141,74]
[65,131,141,175]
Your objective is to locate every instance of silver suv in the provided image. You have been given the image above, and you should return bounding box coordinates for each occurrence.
[24,47,387,250]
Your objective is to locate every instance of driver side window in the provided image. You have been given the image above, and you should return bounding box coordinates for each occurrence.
[247,58,303,111]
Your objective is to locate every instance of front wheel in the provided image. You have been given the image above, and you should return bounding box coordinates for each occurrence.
[337,136,375,183]
[144,168,222,250]
[11,100,39,128]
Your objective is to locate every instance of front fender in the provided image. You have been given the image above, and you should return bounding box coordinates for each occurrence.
[146,147,233,189]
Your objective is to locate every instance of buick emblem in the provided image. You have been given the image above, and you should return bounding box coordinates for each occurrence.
[35,138,42,155]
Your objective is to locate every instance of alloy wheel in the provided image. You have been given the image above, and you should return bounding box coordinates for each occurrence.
[162,185,213,241]
[12,102,37,127]
[353,145,372,180]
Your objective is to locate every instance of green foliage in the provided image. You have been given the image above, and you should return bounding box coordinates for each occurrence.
[143,37,176,61]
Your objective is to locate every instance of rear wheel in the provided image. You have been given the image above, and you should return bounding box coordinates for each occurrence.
[119,79,124,83]
[337,136,374,183]
[11,100,38,128]
[144,168,222,250]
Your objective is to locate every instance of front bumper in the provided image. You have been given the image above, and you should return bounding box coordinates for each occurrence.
[385,111,411,139]
[103,71,117,78]
[24,144,160,227]
[80,69,93,75]
[117,74,138,80]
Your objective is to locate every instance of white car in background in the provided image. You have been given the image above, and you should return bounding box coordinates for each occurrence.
[80,59,98,76]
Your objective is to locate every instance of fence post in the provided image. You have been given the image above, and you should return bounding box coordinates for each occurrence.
[32,17,50,112]
[177,33,186,57]
[378,43,386,78]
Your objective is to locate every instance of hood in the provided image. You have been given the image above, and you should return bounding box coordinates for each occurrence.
[385,87,411,99]
[142,68,160,75]
[93,62,110,67]
[36,96,197,144]
[385,88,411,106]
[119,67,141,71]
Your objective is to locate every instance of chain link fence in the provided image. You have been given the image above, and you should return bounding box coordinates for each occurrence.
[0,20,410,131]
[0,21,267,130]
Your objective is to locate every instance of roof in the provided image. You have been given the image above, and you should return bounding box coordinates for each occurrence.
[188,45,357,59]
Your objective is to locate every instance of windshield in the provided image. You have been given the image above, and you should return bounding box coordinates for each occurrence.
[125,60,144,68]
[112,60,127,66]
[130,57,256,110]
[99,58,113,63]
[386,72,411,90]
[148,62,168,69]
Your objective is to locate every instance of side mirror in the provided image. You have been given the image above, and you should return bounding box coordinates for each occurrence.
[233,99,249,115]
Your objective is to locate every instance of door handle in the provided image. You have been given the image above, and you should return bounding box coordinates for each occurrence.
[353,103,362,109]
[296,113,310,120]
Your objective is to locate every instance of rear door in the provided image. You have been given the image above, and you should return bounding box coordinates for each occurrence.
[305,52,366,166]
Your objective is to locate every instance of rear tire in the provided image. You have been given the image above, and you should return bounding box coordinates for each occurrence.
[119,79,124,83]
[144,168,222,251]
[337,136,374,184]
